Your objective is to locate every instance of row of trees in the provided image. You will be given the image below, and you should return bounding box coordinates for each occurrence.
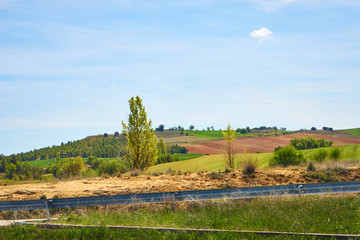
[0,154,43,180]
[290,137,333,150]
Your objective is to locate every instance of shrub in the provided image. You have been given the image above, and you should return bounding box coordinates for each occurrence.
[270,145,304,167]
[242,157,258,174]
[307,162,316,171]
[98,160,126,176]
[312,149,328,162]
[330,147,341,161]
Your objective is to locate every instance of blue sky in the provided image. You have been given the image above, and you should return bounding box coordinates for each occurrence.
[1,0,360,155]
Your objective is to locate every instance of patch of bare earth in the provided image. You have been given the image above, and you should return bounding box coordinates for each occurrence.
[1,167,360,201]
[184,133,360,154]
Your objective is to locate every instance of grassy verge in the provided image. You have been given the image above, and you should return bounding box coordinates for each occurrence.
[0,225,327,240]
[56,194,360,235]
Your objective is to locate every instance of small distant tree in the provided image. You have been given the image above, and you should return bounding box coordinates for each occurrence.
[114,131,120,137]
[103,133,108,137]
[246,126,250,133]
[222,124,237,169]
[155,124,164,131]
[323,126,329,131]
[122,96,158,171]
[189,125,195,131]
[311,127,317,131]
[157,137,167,155]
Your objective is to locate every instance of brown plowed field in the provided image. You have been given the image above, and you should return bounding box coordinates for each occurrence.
[184,133,360,154]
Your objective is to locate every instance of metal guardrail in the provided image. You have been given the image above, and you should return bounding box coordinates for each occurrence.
[1,181,360,220]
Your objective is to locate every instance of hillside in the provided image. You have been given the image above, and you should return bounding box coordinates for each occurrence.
[342,128,360,137]
[11,135,127,161]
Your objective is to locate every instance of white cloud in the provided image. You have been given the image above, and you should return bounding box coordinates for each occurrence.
[250,27,273,40]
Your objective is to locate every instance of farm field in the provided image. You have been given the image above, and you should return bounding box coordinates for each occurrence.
[148,144,360,173]
[184,133,360,154]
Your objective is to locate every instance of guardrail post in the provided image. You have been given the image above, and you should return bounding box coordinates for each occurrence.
[45,200,51,221]
[14,210,17,220]
[172,192,178,211]
[106,205,108,215]
[298,185,303,198]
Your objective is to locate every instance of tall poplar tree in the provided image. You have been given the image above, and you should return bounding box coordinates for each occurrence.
[222,124,237,169]
[122,96,158,171]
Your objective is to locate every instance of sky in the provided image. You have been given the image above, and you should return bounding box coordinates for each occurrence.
[1,0,360,155]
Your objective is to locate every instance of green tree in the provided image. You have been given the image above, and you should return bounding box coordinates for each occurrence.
[157,137,167,155]
[189,125,195,131]
[122,96,158,171]
[222,124,237,169]
[270,145,304,167]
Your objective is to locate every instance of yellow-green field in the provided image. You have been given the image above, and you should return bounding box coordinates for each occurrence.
[148,144,360,173]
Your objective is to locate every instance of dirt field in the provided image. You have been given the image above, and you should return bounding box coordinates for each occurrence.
[1,166,360,201]
[184,133,360,154]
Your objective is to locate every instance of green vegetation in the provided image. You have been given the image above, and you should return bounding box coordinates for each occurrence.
[222,124,237,169]
[58,195,360,235]
[184,130,245,139]
[270,145,305,167]
[173,153,204,161]
[0,154,43,181]
[4,135,126,162]
[148,144,360,173]
[0,225,328,240]
[343,128,360,137]
[290,136,333,150]
[122,96,158,171]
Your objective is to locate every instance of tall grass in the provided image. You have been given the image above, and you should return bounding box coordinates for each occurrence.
[57,194,360,235]
[0,225,327,239]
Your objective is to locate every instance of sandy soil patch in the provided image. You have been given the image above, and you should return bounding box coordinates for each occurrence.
[1,167,359,201]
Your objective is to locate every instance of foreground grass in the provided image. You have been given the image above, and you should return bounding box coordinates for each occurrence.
[0,225,327,240]
[57,195,360,235]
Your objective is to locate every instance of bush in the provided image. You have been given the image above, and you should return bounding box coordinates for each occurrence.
[312,149,328,162]
[270,145,304,167]
[98,160,126,176]
[241,157,258,174]
[330,147,341,161]
[307,162,316,171]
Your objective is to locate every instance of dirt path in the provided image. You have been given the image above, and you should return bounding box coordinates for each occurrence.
[184,133,360,154]
[1,167,360,201]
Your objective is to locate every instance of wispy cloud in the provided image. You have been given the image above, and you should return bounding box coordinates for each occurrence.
[250,27,273,40]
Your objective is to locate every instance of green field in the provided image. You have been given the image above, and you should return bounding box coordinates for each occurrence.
[174,153,204,161]
[343,128,360,137]
[57,195,360,235]
[148,144,360,173]
[28,157,119,169]
[184,130,246,139]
